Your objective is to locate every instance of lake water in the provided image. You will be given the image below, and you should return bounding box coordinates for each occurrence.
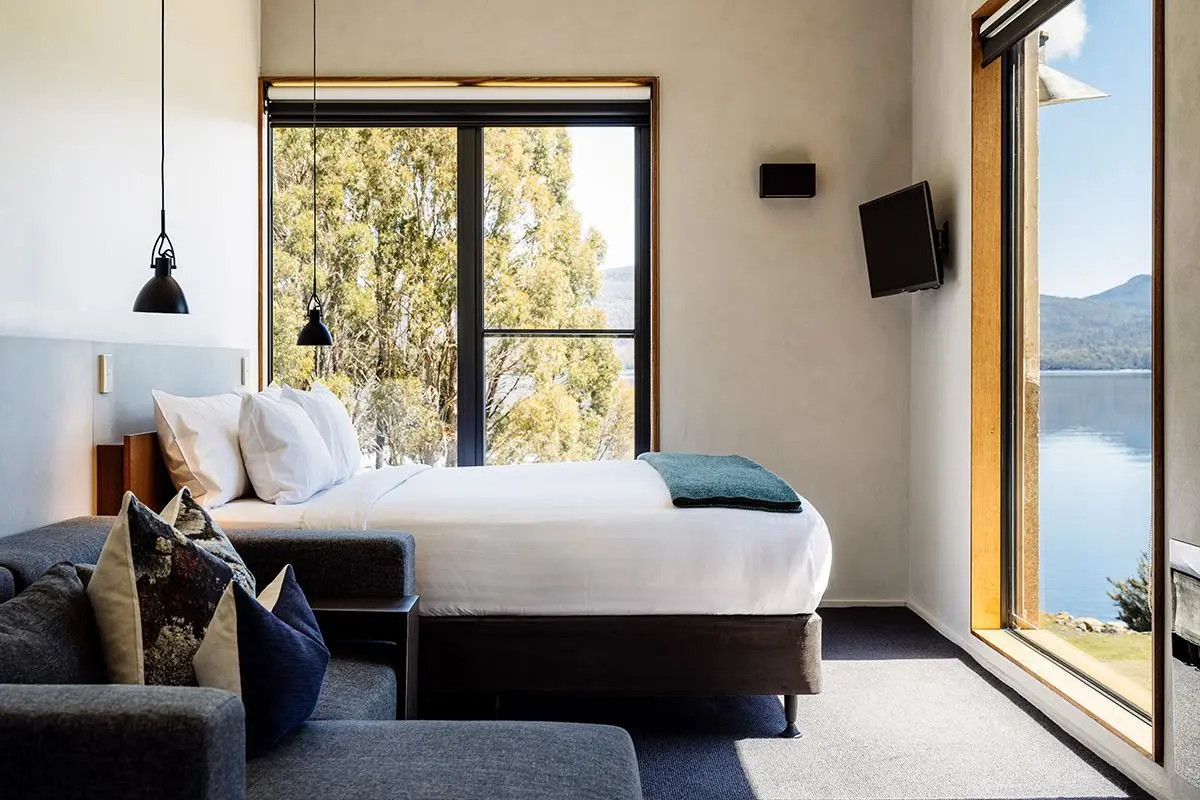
[1039,371,1152,621]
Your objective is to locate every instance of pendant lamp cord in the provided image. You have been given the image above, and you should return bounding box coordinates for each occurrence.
[149,0,173,266]
[160,0,166,233]
[310,0,319,307]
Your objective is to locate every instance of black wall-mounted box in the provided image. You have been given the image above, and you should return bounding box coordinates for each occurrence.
[759,163,816,198]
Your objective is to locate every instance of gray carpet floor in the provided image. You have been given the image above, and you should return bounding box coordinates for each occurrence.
[427,608,1149,800]
[1173,651,1200,791]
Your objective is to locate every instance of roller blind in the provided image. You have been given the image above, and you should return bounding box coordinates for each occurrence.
[265,83,652,127]
[979,0,1075,66]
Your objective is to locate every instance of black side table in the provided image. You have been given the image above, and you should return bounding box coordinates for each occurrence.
[311,595,419,720]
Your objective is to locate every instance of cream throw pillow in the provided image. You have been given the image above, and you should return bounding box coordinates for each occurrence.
[153,390,248,508]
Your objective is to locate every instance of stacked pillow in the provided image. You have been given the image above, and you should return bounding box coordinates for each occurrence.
[87,489,330,753]
[282,383,362,483]
[153,382,361,507]
[153,390,248,508]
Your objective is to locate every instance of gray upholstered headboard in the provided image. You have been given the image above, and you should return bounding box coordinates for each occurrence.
[0,336,247,537]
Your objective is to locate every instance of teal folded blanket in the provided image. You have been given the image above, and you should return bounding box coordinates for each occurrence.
[638,452,802,513]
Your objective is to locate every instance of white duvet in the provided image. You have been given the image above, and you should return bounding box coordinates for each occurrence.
[212,459,833,617]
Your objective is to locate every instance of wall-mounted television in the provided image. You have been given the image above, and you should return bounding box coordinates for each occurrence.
[858,181,948,298]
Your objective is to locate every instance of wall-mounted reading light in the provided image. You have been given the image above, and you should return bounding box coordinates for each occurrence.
[759,163,816,199]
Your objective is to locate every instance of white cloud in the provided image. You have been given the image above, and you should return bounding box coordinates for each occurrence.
[1042,1,1089,62]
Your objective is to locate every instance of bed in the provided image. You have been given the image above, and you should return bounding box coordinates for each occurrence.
[97,431,832,737]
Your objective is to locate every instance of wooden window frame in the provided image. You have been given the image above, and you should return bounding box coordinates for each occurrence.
[969,0,1165,761]
[255,77,661,456]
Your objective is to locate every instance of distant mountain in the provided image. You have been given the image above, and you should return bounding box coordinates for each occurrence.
[1085,274,1152,307]
[1040,275,1151,371]
[596,265,634,329]
[596,266,635,372]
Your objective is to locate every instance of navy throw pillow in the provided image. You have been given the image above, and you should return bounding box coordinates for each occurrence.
[194,565,330,755]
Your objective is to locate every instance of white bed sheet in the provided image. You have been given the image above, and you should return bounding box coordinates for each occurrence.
[211,460,833,617]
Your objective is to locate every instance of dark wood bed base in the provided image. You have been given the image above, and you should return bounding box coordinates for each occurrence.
[97,432,823,737]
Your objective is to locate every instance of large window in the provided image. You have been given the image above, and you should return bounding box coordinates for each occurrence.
[997,2,1155,717]
[266,86,652,468]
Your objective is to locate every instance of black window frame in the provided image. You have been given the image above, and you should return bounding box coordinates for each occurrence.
[265,94,653,467]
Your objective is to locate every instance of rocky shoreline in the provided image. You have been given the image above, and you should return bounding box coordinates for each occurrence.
[1049,611,1136,635]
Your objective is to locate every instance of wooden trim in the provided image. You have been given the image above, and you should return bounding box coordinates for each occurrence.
[95,444,124,516]
[257,78,266,391]
[976,629,1152,755]
[973,0,1010,21]
[971,10,1005,632]
[256,75,661,451]
[1018,628,1151,716]
[1150,0,1165,764]
[260,76,658,87]
[98,433,176,512]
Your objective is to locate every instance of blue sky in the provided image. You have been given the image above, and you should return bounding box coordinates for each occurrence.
[1038,0,1153,298]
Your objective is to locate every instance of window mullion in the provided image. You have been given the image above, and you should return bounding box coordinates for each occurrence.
[456,127,485,467]
[634,124,652,454]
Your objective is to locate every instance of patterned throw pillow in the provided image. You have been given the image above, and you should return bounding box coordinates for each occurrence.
[88,492,233,686]
[162,487,256,596]
[194,564,330,755]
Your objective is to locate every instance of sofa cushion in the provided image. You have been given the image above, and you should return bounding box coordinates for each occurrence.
[246,720,644,800]
[0,564,106,684]
[312,646,397,721]
[0,517,113,601]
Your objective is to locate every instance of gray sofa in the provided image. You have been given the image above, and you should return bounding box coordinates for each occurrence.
[0,517,644,800]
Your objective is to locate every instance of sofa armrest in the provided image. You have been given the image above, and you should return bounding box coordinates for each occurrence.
[0,684,245,800]
[225,529,415,599]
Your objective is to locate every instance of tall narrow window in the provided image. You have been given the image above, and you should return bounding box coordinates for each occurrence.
[1001,1,1154,715]
[266,84,653,468]
[481,127,637,464]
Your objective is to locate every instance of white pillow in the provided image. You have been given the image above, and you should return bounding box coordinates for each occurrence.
[153,390,248,508]
[282,383,361,484]
[239,391,335,504]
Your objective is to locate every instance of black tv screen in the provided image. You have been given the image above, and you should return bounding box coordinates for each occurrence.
[858,181,944,298]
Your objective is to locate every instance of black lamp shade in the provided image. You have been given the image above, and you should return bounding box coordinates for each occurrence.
[297,306,333,346]
[133,256,189,314]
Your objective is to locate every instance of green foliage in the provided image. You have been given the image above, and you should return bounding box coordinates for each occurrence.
[1040,275,1151,371]
[1107,550,1151,633]
[272,127,634,466]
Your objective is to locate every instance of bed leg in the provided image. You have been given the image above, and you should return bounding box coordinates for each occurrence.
[779,694,801,739]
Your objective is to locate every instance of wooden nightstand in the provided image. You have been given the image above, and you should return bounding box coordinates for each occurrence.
[311,595,419,720]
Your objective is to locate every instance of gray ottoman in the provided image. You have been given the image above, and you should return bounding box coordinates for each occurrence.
[247,720,643,800]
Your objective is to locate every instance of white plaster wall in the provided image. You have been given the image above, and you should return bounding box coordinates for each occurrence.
[909,0,975,638]
[261,0,915,603]
[1165,1,1200,797]
[0,0,260,375]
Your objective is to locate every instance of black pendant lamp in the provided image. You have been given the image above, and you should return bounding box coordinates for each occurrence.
[133,0,188,314]
[297,0,333,347]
